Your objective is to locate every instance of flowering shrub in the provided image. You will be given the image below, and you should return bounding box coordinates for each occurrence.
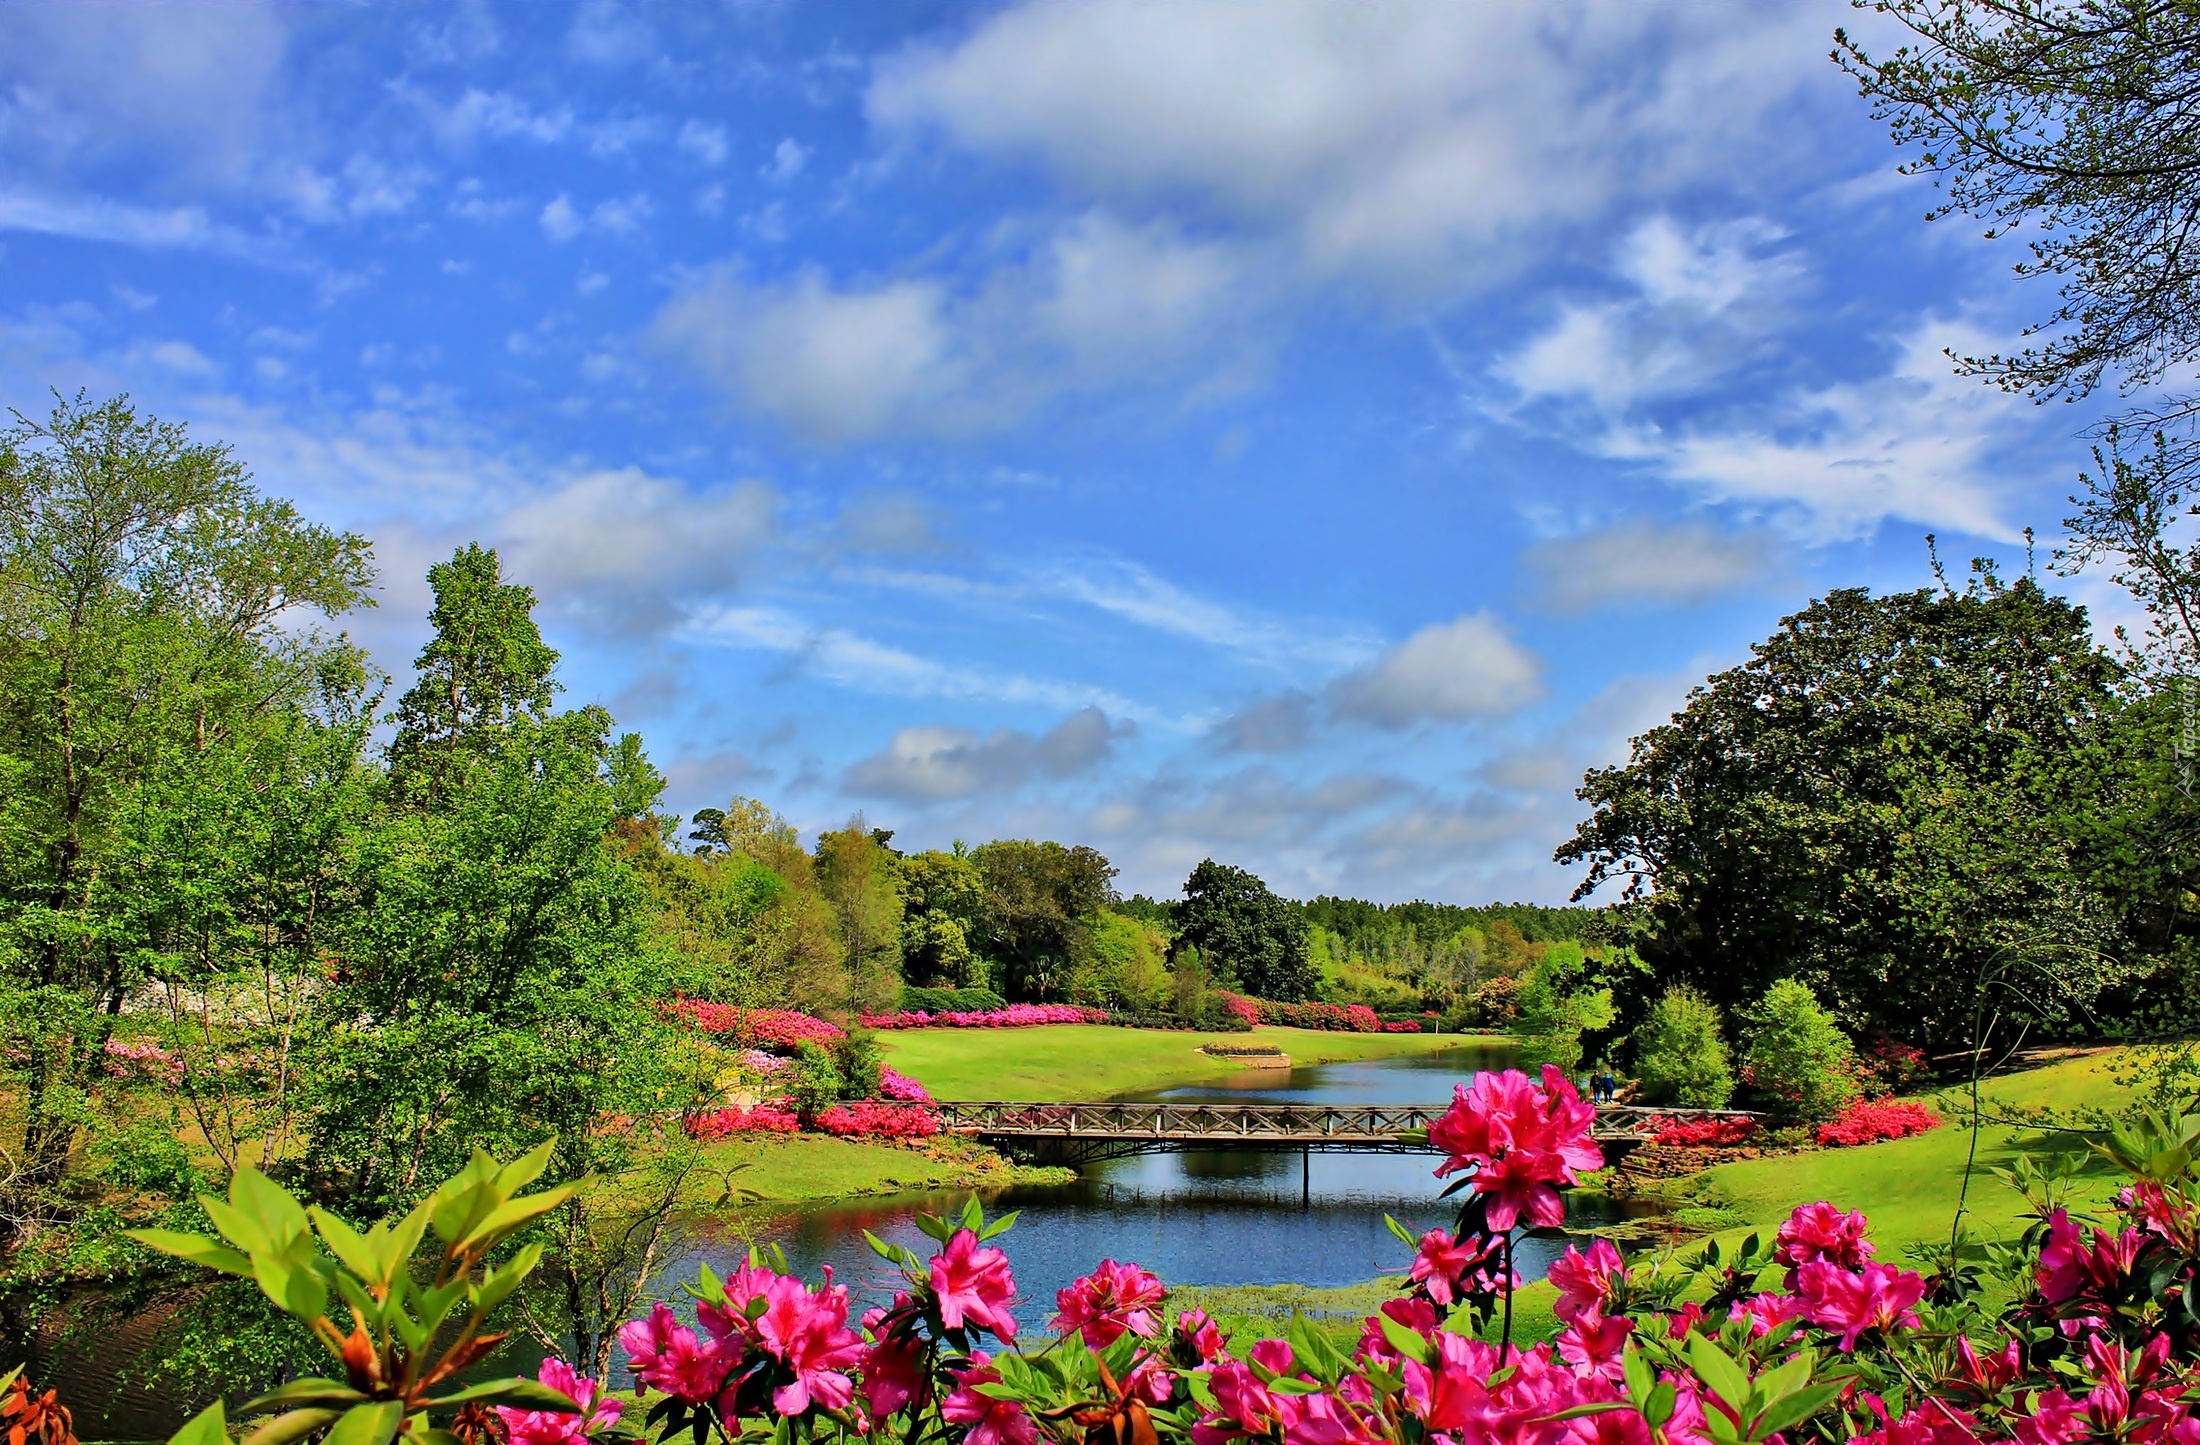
[860,1004,1109,1029]
[815,1100,942,1140]
[1650,1114,1758,1148]
[1213,993,1382,1032]
[1815,1098,1942,1147]
[672,1001,846,1047]
[101,1036,184,1084]
[879,1067,933,1103]
[1381,1020,1423,1033]
[685,1103,802,1139]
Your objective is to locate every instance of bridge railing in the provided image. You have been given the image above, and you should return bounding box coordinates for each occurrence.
[932,1100,1760,1142]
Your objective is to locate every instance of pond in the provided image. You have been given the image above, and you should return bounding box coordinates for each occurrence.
[660,1041,1584,1321]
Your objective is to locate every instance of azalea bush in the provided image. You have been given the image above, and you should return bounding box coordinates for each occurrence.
[1650,1115,1758,1149]
[859,1004,1111,1030]
[815,1100,942,1140]
[1815,1099,1942,1148]
[686,1104,802,1139]
[1213,994,1383,1032]
[675,1003,847,1048]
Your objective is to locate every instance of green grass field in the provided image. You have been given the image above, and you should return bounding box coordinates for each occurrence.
[879,1023,1483,1100]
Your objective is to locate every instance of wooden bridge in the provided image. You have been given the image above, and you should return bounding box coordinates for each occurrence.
[932,1100,1754,1167]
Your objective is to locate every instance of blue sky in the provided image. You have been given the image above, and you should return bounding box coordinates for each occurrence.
[0,1,2129,904]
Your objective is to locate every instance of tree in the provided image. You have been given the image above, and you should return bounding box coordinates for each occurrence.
[304,545,680,1210]
[815,816,903,1017]
[1741,979,1861,1124]
[898,848,987,990]
[0,393,373,1226]
[1176,859,1315,1001]
[970,840,1117,1000]
[1557,573,2127,1045]
[1838,3,2200,674]
[1508,942,1616,1077]
[1631,986,1734,1109]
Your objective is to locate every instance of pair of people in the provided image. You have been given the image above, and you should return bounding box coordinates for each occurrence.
[1587,1069,1621,1104]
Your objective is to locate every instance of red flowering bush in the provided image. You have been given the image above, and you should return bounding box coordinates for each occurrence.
[815,1100,942,1140]
[672,1001,845,1047]
[1219,994,1261,1027]
[1381,1020,1423,1033]
[684,1103,801,1139]
[1816,1098,1942,1147]
[1213,994,1382,1032]
[860,1004,1110,1030]
[879,1067,933,1103]
[1650,1114,1758,1148]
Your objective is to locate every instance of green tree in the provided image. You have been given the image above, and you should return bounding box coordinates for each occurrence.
[304,545,680,1210]
[1742,979,1861,1124]
[1631,985,1734,1109]
[1556,573,2126,1046]
[897,848,987,990]
[1176,858,1315,1001]
[0,393,374,1223]
[815,816,904,1017]
[1509,942,1615,1077]
[970,839,1117,1000]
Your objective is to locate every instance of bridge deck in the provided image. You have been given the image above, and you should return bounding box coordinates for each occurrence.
[932,1101,1755,1164]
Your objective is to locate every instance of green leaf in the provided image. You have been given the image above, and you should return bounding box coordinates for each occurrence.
[1686,1335,1752,1412]
[970,1384,1023,1403]
[233,1167,312,1244]
[1541,1404,1635,1422]
[426,1380,581,1411]
[980,1210,1020,1241]
[959,1195,984,1233]
[1384,1214,1420,1247]
[1752,1381,1845,1438]
[913,1213,955,1243]
[127,1228,254,1277]
[170,1400,231,1445]
[1264,1378,1322,1396]
[1642,1381,1677,1431]
[454,1182,582,1256]
[471,1242,544,1314]
[310,1208,382,1284]
[241,1410,344,1445]
[1621,1345,1655,1403]
[1750,1353,1814,1409]
[493,1137,558,1196]
[1378,1312,1433,1366]
[323,1400,404,1445]
[242,1379,368,1412]
[200,1194,273,1255]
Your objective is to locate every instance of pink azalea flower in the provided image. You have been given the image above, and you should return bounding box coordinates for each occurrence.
[931,1228,1019,1342]
[750,1271,864,1416]
[859,1294,928,1419]
[2037,1209,2145,1306]
[697,1260,782,1345]
[2012,1389,2085,1445]
[1193,1359,1282,1445]
[1173,1307,1228,1365]
[1355,1297,1438,1369]
[1799,1260,1926,1350]
[1428,1067,1602,1231]
[1547,1238,1625,1324]
[1408,1227,1507,1307]
[495,1359,622,1445]
[1854,1397,1985,1445]
[943,1352,1039,1445]
[1727,1291,1807,1338]
[1051,1258,1167,1346]
[1663,1301,1704,1340]
[1556,1312,1633,1380]
[1400,1329,1501,1434]
[1774,1202,1874,1286]
[618,1303,726,1403]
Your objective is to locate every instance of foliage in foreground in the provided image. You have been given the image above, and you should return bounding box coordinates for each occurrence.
[120,1066,2200,1445]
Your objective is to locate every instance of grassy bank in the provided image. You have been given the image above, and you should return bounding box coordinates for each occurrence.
[675,1132,1071,1207]
[881,1023,1491,1100]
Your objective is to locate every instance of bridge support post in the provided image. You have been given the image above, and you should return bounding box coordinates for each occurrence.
[1301,1147,1309,1207]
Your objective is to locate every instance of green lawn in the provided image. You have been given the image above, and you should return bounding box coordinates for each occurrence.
[879,1024,1488,1100]
[1660,1048,2132,1257]
[676,1132,1069,1206]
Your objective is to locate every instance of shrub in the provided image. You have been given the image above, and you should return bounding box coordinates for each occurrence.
[830,1030,883,1101]
[814,1099,942,1140]
[879,1067,933,1103]
[685,1104,801,1138]
[1815,1098,1941,1147]
[1741,978,1861,1123]
[673,1002,845,1048]
[899,985,1007,1014]
[786,1042,844,1119]
[1648,1115,1756,1148]
[1213,993,1381,1032]
[859,1003,1109,1029]
[1632,985,1735,1108]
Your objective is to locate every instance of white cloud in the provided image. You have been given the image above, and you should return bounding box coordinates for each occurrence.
[540,194,582,242]
[830,493,950,556]
[1037,557,1375,670]
[1328,612,1544,727]
[498,469,779,632]
[680,120,730,167]
[590,192,654,235]
[0,189,279,260]
[762,137,810,183]
[1520,520,1774,614]
[431,89,574,147]
[567,0,656,66]
[869,1,1842,295]
[844,706,1131,801]
[653,214,1258,442]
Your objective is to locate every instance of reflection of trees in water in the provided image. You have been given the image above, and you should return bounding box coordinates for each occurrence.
[1177,1149,1290,1181]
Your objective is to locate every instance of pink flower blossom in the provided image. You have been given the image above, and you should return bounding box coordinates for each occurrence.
[1727,1291,1807,1338]
[753,1271,864,1416]
[617,1303,726,1403]
[1173,1307,1228,1365]
[1853,1397,1985,1445]
[2012,1389,2085,1445]
[2037,1209,2145,1307]
[1775,1202,1874,1286]
[1427,1066,1603,1231]
[1799,1260,1926,1350]
[1192,1359,1282,1445]
[858,1317,926,1419]
[495,1359,622,1445]
[696,1260,781,1345]
[1052,1258,1166,1347]
[930,1228,1019,1342]
[1547,1238,1625,1323]
[1407,1227,1509,1307]
[1557,1312,1634,1380]
[1355,1298,1438,1369]
[943,1352,1038,1445]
